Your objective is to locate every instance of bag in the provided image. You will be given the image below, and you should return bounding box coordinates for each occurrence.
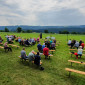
[40,67,44,71]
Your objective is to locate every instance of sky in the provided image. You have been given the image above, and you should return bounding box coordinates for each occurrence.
[0,0,85,26]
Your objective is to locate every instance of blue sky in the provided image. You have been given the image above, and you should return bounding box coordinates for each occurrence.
[0,0,85,26]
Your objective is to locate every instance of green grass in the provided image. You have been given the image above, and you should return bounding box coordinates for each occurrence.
[0,32,85,85]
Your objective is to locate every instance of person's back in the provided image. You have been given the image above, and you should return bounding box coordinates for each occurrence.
[75,41,79,47]
[78,48,83,54]
[81,42,84,49]
[51,42,55,48]
[37,43,42,51]
[43,47,49,56]
[21,50,26,59]
[68,40,71,44]
[28,52,35,61]
[42,44,45,50]
[50,40,52,44]
[79,40,82,46]
[34,53,41,65]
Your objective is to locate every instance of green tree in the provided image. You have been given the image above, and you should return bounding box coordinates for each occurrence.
[27,30,32,33]
[44,30,49,33]
[17,27,22,33]
[71,32,77,34]
[4,27,9,32]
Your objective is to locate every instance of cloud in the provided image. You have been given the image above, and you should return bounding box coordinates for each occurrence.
[0,0,85,26]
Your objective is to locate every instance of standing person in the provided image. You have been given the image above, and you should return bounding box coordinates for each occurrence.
[21,48,28,59]
[34,52,41,66]
[78,46,83,58]
[37,42,42,52]
[81,41,85,49]
[4,42,12,52]
[40,33,42,39]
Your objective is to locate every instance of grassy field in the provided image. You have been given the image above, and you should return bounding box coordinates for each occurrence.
[0,32,85,85]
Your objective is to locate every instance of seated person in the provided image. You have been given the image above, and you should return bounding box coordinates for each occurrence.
[81,41,84,49]
[50,40,53,44]
[43,45,50,59]
[78,46,83,58]
[47,41,50,49]
[54,39,56,44]
[79,39,82,46]
[8,37,13,43]
[21,48,28,59]
[74,41,79,49]
[31,38,35,45]
[68,39,71,46]
[27,50,35,62]
[51,41,55,49]
[34,52,41,66]
[42,43,45,50]
[37,42,42,52]
[4,42,12,52]
[37,38,40,43]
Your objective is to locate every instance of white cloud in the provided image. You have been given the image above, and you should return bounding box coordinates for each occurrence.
[0,0,85,26]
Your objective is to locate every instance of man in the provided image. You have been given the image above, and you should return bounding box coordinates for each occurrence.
[81,41,84,49]
[42,43,45,50]
[43,45,49,59]
[74,41,79,49]
[34,52,41,66]
[68,39,71,46]
[21,48,27,59]
[37,42,42,52]
[40,33,42,39]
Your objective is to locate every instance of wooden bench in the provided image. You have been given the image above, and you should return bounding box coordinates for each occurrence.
[68,60,85,66]
[9,44,20,48]
[65,68,85,77]
[49,50,55,54]
[69,52,85,57]
[0,43,3,45]
[0,46,4,49]
[69,49,85,52]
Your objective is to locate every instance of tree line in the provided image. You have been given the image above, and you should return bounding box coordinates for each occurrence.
[0,27,85,34]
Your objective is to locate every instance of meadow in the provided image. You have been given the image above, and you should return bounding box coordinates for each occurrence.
[0,32,85,85]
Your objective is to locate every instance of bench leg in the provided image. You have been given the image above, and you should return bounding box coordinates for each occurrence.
[69,71,71,77]
[71,62,73,66]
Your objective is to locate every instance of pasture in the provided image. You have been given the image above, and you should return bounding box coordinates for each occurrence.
[0,32,85,85]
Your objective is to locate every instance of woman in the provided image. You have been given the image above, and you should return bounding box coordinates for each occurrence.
[78,46,83,58]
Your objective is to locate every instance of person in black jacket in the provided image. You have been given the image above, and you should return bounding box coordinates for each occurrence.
[34,52,41,66]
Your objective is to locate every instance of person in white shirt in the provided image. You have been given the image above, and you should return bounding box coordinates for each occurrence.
[78,46,83,58]
[68,39,71,46]
[74,41,79,49]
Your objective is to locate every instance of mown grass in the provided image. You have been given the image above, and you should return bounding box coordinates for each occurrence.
[0,32,85,85]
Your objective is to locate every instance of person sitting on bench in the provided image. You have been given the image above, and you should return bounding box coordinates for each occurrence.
[34,52,41,66]
[81,41,84,49]
[21,48,28,59]
[27,50,35,62]
[43,45,50,59]
[74,41,79,49]
[78,46,83,58]
[51,41,55,49]
[42,43,45,50]
[37,42,42,52]
[68,39,71,46]
[4,42,12,52]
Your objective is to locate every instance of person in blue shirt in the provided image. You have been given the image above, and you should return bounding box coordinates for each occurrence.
[42,43,45,50]
[37,42,42,52]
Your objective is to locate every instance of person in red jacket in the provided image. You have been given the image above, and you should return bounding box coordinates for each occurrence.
[81,41,84,49]
[43,45,49,59]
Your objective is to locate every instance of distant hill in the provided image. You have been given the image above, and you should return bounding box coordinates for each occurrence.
[0,25,85,33]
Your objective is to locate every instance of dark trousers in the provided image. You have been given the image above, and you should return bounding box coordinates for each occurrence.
[4,47,12,52]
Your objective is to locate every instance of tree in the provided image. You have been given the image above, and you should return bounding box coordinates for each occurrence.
[4,27,9,32]
[44,30,49,33]
[27,30,32,33]
[17,27,22,33]
[71,32,77,34]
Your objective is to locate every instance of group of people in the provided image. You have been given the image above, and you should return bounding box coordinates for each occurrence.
[6,35,16,44]
[21,48,41,66]
[15,37,40,46]
[68,39,84,49]
[68,39,84,59]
